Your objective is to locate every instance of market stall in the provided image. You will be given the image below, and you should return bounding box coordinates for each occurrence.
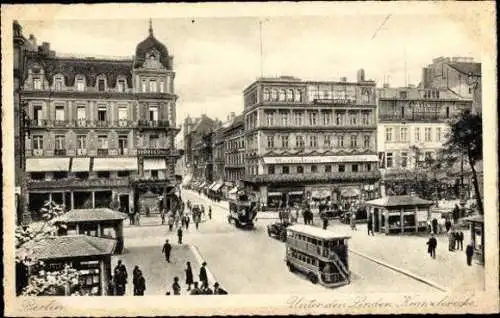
[464,215,484,265]
[55,208,127,254]
[365,195,434,235]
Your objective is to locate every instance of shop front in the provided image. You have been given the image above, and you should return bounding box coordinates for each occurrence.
[464,215,484,265]
[365,195,434,235]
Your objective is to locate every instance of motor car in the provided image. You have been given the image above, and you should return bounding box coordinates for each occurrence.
[267,221,292,242]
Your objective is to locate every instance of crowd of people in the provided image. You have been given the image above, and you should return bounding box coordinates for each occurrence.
[426,226,475,266]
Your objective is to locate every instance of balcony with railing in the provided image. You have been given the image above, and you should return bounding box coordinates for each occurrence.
[137,120,170,129]
[245,170,381,183]
[137,148,171,157]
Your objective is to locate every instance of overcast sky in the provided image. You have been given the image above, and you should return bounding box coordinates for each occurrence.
[19,12,481,129]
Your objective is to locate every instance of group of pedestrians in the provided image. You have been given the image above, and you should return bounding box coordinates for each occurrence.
[426,226,475,266]
[165,261,228,296]
[109,260,145,296]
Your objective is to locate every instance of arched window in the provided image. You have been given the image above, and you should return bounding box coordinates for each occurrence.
[271,89,278,101]
[286,89,294,102]
[96,75,107,92]
[263,89,270,101]
[116,76,127,93]
[279,89,286,102]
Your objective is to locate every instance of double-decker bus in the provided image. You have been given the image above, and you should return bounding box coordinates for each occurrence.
[285,224,351,288]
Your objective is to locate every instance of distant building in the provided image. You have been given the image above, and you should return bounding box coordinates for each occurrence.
[377,85,473,173]
[183,114,217,181]
[212,120,226,183]
[223,113,245,184]
[242,72,380,208]
[18,21,181,219]
[421,57,481,114]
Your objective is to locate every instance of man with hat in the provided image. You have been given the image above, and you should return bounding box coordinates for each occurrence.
[213,282,228,295]
[199,262,208,289]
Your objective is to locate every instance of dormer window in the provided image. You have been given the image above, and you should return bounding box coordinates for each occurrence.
[117,79,126,92]
[141,79,147,92]
[33,77,42,90]
[159,79,165,93]
[54,76,63,91]
[263,89,270,101]
[98,79,105,92]
[76,76,85,92]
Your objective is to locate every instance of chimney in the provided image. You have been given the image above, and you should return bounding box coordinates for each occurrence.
[357,69,365,83]
[340,77,347,82]
[383,83,390,88]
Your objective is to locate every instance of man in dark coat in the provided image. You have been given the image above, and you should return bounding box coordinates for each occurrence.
[134,271,146,296]
[457,231,464,250]
[466,242,474,266]
[162,239,172,262]
[445,218,452,233]
[177,227,183,245]
[199,262,208,289]
[213,282,228,295]
[113,260,128,295]
[367,218,374,236]
[432,218,438,234]
[132,265,141,295]
[322,217,328,230]
[190,282,202,295]
[426,234,437,259]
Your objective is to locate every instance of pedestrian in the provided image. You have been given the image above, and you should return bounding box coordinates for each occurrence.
[426,234,437,259]
[185,261,193,291]
[367,217,374,236]
[168,213,174,231]
[432,218,438,235]
[113,260,128,296]
[448,231,455,251]
[135,271,146,296]
[322,218,328,230]
[129,211,135,225]
[202,285,214,295]
[135,212,141,226]
[199,262,208,289]
[445,217,452,233]
[160,209,165,225]
[190,282,202,295]
[162,239,172,262]
[458,231,464,250]
[194,214,200,230]
[172,276,181,295]
[213,282,228,295]
[132,265,141,295]
[454,231,460,250]
[302,209,307,224]
[350,213,357,231]
[208,206,212,220]
[466,242,474,266]
[177,227,183,245]
[184,213,190,230]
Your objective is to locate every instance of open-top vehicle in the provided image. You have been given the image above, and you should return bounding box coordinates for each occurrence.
[227,196,258,229]
[267,221,292,242]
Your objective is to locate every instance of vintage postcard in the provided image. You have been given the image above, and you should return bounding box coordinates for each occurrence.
[2,2,498,316]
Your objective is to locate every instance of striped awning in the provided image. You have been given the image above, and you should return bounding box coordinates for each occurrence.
[26,158,70,172]
[208,182,217,190]
[93,157,138,172]
[341,187,361,198]
[212,182,224,192]
[144,158,167,170]
[72,158,90,172]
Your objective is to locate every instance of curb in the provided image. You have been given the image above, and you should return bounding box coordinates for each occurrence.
[188,244,219,288]
[349,248,449,292]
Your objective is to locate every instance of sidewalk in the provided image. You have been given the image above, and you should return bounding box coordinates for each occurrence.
[329,223,484,292]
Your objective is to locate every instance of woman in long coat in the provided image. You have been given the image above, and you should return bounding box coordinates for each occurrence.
[185,261,194,291]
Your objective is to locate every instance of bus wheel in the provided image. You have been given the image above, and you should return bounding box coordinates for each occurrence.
[308,272,318,284]
[287,262,295,272]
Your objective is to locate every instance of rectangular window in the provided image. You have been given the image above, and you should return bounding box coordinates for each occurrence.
[77,135,87,149]
[149,80,157,93]
[385,128,393,142]
[98,135,108,149]
[159,80,165,93]
[363,135,370,148]
[77,106,86,120]
[425,151,433,160]
[425,127,432,142]
[98,106,107,122]
[338,135,344,148]
[150,135,159,148]
[117,80,126,92]
[323,112,331,125]
[351,164,358,172]
[366,163,372,171]
[97,171,110,178]
[386,152,393,168]
[297,166,304,174]
[401,152,408,168]
[33,77,42,90]
[76,79,84,91]
[267,136,274,148]
[281,112,288,126]
[151,170,159,179]
[282,166,290,174]
[55,135,65,150]
[33,105,43,122]
[311,165,318,173]
[75,172,89,180]
[400,127,408,142]
[325,165,332,173]
[362,112,370,125]
[266,112,274,126]
[324,135,331,147]
[296,135,304,148]
[118,107,128,125]
[338,164,345,172]
[117,171,130,178]
[55,78,63,91]
[294,112,302,126]
[281,135,289,149]
[336,112,343,125]
[141,79,147,92]
[149,106,159,122]
[436,127,442,142]
[118,136,128,154]
[415,127,420,141]
[33,135,43,150]
[98,79,105,92]
[350,135,357,148]
[350,112,357,125]
[55,105,65,121]
[309,112,317,125]
[309,135,317,148]
[268,165,275,174]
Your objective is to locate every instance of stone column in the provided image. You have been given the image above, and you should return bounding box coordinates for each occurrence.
[384,210,389,235]
[70,191,74,210]
[92,191,96,209]
[400,208,404,234]
[414,207,418,232]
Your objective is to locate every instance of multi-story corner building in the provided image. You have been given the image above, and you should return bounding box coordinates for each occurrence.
[20,22,181,219]
[242,71,380,208]
[183,114,217,181]
[421,57,481,114]
[223,114,245,183]
[377,86,473,172]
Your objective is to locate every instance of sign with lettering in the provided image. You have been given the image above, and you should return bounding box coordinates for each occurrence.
[313,98,353,105]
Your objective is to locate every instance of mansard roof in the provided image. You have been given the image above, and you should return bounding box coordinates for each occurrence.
[134,24,171,70]
[24,51,133,88]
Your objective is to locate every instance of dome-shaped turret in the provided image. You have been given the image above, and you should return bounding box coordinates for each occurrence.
[134,20,171,69]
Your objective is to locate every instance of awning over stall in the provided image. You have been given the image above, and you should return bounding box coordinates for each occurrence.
[71,158,91,172]
[212,182,224,192]
[288,191,304,196]
[311,189,330,199]
[93,157,138,172]
[208,182,217,190]
[26,158,70,172]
